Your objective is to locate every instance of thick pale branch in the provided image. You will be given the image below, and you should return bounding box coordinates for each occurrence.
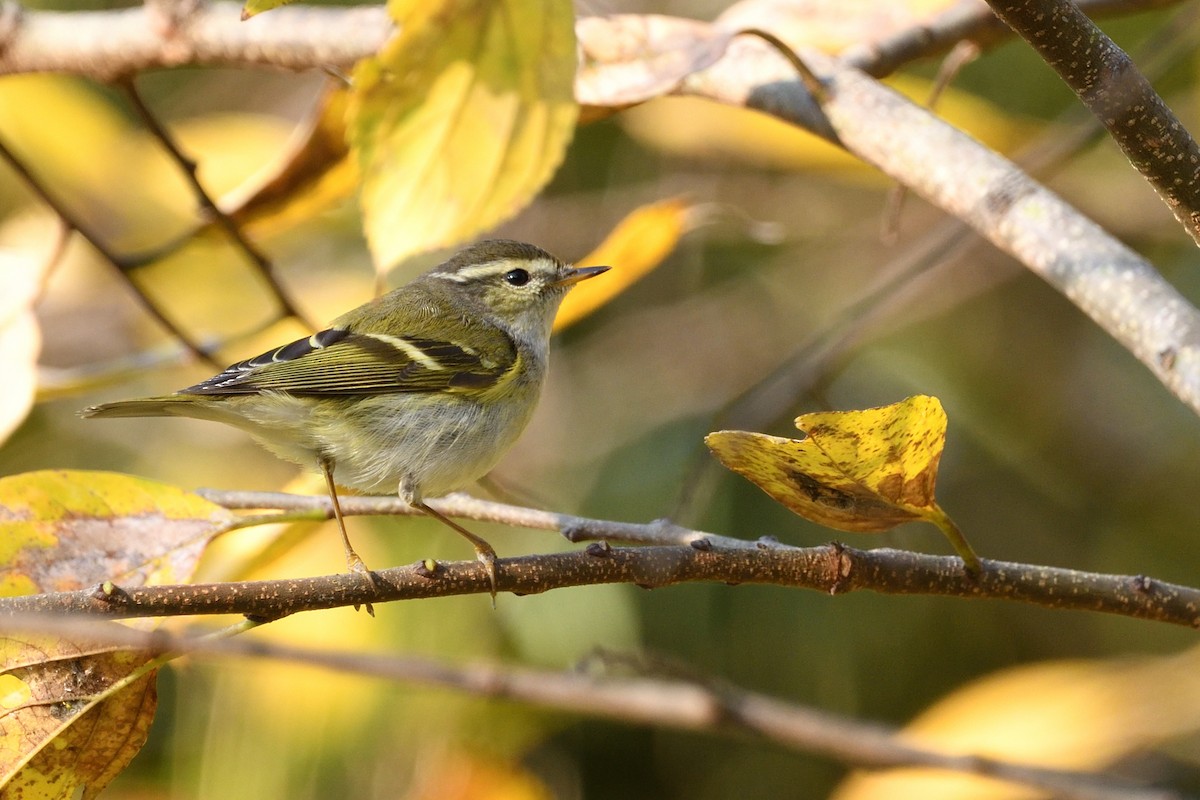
[0,1,389,79]
[0,616,1174,800]
[681,38,1200,418]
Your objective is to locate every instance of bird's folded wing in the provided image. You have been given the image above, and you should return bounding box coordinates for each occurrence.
[182,327,516,396]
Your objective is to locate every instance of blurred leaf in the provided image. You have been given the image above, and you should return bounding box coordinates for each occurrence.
[0,470,234,598]
[348,0,578,273]
[406,750,553,800]
[554,197,696,331]
[831,647,1200,800]
[220,84,357,240]
[1,632,158,800]
[0,218,60,446]
[575,15,732,120]
[240,0,294,19]
[706,396,980,567]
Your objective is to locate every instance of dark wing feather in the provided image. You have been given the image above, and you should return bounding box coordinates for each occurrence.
[181,327,516,397]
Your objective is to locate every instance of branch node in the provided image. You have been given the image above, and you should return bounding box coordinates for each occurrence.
[415,558,440,578]
[91,580,127,603]
[755,536,779,549]
[689,537,713,552]
[828,541,853,595]
[585,541,613,558]
[1129,574,1154,595]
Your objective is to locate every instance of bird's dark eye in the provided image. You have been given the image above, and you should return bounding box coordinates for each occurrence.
[503,268,531,286]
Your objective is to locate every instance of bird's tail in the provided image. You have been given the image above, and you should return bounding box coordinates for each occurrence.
[81,396,191,419]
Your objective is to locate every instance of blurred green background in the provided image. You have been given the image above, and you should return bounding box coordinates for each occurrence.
[3,0,1200,798]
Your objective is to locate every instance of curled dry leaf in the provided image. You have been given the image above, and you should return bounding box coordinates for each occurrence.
[706,395,980,570]
[0,471,235,795]
[575,15,733,119]
[1,632,160,800]
[1,633,160,796]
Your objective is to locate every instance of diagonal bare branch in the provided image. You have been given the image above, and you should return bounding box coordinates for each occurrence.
[117,77,317,331]
[0,133,220,367]
[680,35,1200,418]
[984,0,1200,246]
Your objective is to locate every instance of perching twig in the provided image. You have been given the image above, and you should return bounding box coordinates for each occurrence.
[2,490,1195,627]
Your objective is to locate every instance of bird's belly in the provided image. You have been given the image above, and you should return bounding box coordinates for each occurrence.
[312,393,537,499]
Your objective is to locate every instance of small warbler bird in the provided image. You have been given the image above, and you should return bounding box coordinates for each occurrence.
[83,239,608,596]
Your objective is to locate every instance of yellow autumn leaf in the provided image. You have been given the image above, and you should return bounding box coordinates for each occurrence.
[0,216,60,447]
[554,197,697,331]
[831,647,1200,800]
[0,470,235,598]
[705,396,980,570]
[221,84,357,240]
[1,632,159,800]
[348,0,578,273]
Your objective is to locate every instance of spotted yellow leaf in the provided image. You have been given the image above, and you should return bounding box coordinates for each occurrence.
[1,631,159,800]
[555,197,697,331]
[349,0,578,273]
[0,470,234,598]
[706,396,980,570]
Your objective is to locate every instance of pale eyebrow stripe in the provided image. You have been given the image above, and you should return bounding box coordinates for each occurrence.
[361,332,445,370]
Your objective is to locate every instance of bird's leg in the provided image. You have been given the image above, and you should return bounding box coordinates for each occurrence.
[402,479,498,600]
[320,458,377,615]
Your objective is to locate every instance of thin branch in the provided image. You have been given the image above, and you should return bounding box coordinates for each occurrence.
[842,0,1182,77]
[117,77,317,330]
[984,0,1200,246]
[0,616,1178,800]
[0,490,1193,627]
[0,133,219,367]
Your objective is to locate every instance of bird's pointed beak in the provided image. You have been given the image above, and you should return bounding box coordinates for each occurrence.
[554,265,610,287]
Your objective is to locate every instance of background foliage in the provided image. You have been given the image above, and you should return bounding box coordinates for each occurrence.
[3,0,1200,798]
